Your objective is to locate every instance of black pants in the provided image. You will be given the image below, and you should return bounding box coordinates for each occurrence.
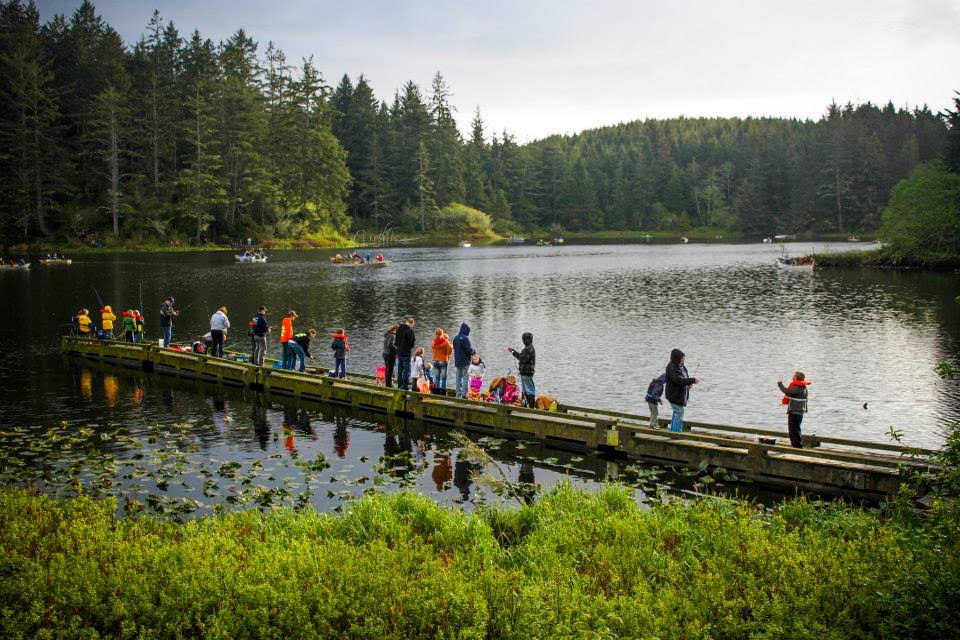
[210,329,224,358]
[788,413,804,448]
[383,354,395,387]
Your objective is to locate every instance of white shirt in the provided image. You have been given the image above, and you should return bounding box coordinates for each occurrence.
[210,310,231,332]
[468,362,486,378]
[410,355,424,380]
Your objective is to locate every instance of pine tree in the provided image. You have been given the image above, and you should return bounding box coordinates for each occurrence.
[90,84,128,236]
[427,72,465,206]
[0,0,62,238]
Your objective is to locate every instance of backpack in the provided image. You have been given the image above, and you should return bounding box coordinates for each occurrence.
[645,374,666,402]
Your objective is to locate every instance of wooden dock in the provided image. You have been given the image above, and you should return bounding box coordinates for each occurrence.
[60,336,938,500]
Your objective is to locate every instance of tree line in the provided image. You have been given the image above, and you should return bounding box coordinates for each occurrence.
[0,0,952,246]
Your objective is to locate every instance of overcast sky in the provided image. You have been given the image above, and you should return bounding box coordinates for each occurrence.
[37,0,960,142]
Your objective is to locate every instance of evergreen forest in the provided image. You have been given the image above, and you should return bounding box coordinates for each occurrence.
[0,1,954,246]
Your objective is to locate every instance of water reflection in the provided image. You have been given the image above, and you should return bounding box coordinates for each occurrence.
[1,244,957,451]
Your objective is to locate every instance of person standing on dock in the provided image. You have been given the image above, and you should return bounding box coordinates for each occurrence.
[778,372,810,448]
[382,324,398,387]
[431,328,453,394]
[280,310,297,369]
[665,349,698,432]
[507,332,536,408]
[133,309,144,343]
[209,306,230,358]
[250,306,270,366]
[100,306,116,340]
[645,373,667,428]
[159,297,178,347]
[395,317,416,390]
[329,328,350,377]
[452,323,475,398]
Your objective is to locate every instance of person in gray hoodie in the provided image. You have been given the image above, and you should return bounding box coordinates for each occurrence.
[451,323,475,398]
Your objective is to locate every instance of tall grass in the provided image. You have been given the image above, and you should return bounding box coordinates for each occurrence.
[1,483,957,639]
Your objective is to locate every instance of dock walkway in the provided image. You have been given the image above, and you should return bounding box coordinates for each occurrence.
[61,336,937,499]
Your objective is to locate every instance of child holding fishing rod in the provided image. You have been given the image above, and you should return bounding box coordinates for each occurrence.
[778,372,810,448]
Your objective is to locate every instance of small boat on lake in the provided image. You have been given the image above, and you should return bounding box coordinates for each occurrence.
[235,253,268,263]
[0,262,30,271]
[458,240,472,248]
[330,259,392,268]
[39,258,72,265]
[507,237,526,244]
[330,253,391,267]
[680,236,689,244]
[847,236,861,242]
[776,256,815,270]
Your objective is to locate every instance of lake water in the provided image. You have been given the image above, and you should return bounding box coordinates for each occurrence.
[1,242,958,514]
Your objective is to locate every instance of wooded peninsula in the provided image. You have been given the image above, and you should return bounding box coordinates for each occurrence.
[1,1,958,262]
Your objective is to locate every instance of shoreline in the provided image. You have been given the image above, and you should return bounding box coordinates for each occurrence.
[8,230,882,254]
[812,248,960,271]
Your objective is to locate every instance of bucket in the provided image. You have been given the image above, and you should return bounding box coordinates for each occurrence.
[158,338,164,347]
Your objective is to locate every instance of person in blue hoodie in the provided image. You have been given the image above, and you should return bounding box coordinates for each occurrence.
[451,323,475,398]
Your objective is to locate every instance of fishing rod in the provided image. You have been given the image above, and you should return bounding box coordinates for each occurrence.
[91,287,105,309]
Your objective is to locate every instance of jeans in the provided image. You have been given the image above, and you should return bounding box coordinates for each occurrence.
[210,329,224,357]
[669,402,685,433]
[332,357,346,378]
[788,413,804,448]
[383,354,395,387]
[281,341,293,369]
[455,366,469,398]
[432,361,448,393]
[647,401,660,428]
[287,341,306,371]
[124,331,135,343]
[161,325,172,347]
[251,335,267,366]
[396,357,411,390]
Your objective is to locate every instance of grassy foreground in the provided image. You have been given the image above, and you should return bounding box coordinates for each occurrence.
[1,485,958,639]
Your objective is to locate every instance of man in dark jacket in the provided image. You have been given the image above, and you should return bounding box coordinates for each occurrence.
[451,323,475,398]
[394,318,416,390]
[250,306,270,366]
[508,332,536,408]
[665,348,698,432]
[778,372,809,448]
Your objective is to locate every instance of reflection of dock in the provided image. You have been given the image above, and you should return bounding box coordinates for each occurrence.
[62,336,937,500]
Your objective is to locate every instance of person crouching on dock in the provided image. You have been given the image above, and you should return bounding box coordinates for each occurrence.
[778,371,810,448]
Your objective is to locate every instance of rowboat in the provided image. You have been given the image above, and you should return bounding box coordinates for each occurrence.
[39,258,72,265]
[0,262,30,271]
[330,259,392,268]
[458,240,472,248]
[235,254,268,263]
[776,256,815,270]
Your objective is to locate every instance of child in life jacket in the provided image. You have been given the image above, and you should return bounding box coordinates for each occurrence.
[467,353,486,401]
[100,306,116,339]
[329,329,350,378]
[778,371,810,448]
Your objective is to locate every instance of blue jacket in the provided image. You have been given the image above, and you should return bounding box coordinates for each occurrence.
[645,373,666,404]
[452,323,475,368]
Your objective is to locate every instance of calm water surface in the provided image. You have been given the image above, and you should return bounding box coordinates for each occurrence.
[1,242,958,513]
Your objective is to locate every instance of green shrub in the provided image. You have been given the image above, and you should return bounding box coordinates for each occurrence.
[433,203,495,236]
[879,161,960,268]
[1,485,957,639]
